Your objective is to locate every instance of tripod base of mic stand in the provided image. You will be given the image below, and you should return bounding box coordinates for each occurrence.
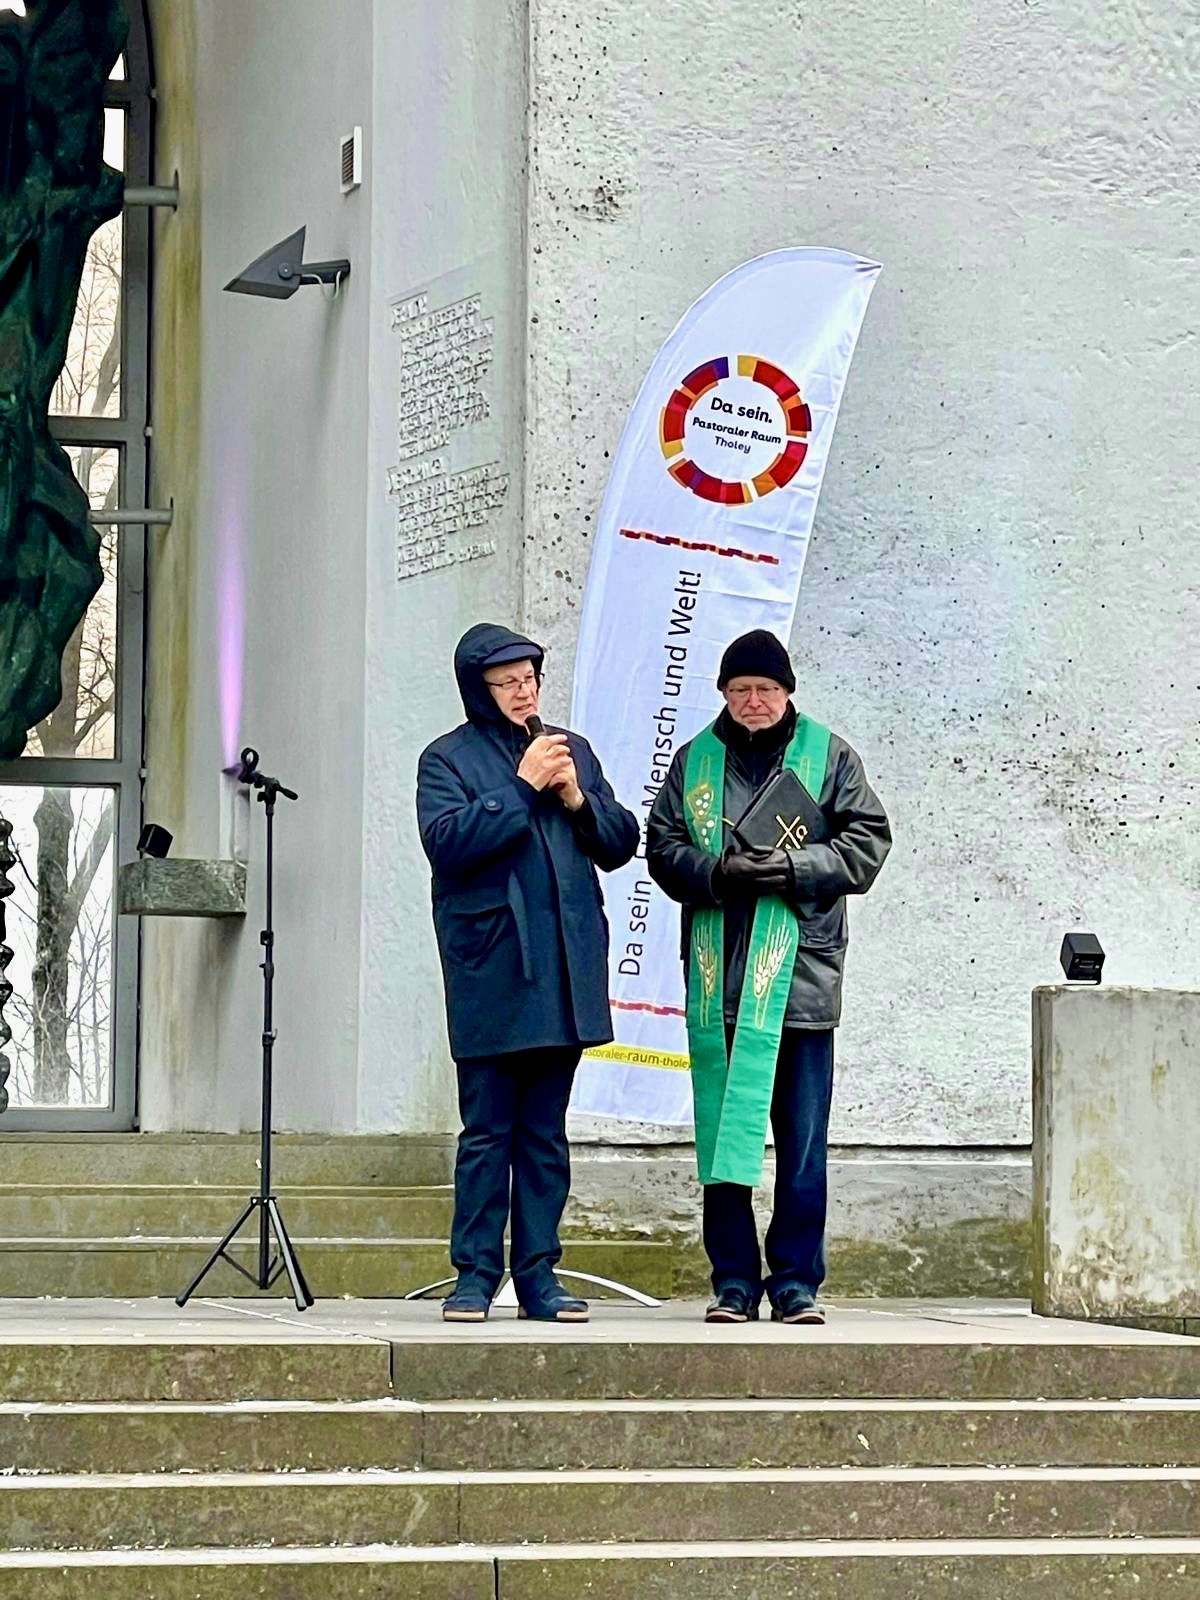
[176,1195,315,1312]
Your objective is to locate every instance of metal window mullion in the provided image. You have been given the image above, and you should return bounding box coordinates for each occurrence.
[109,447,143,1128]
[108,765,139,1127]
[50,417,142,449]
[120,5,155,1134]
[0,758,136,789]
[0,1106,141,1132]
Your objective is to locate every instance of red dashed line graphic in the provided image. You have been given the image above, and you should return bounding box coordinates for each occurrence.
[610,998,687,1018]
[618,528,779,566]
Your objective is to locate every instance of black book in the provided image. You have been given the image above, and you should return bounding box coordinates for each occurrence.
[729,768,828,853]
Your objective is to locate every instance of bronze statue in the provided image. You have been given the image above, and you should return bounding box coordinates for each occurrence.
[0,0,126,759]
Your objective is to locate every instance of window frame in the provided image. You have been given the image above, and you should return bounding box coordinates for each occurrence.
[0,2,153,1130]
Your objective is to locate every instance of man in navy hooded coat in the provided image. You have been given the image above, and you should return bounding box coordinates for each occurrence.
[417,623,638,1322]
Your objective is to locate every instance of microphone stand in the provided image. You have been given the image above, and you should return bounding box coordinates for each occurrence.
[176,748,314,1312]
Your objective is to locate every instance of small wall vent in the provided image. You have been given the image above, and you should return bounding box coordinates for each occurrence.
[340,126,362,194]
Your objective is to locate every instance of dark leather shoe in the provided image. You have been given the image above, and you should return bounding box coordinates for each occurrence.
[518,1288,589,1322]
[441,1284,491,1323]
[770,1286,824,1324]
[705,1286,760,1323]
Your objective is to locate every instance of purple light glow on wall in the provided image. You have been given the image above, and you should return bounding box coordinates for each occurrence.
[216,514,245,769]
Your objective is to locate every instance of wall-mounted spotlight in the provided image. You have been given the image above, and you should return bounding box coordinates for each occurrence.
[137,823,173,859]
[224,225,350,301]
[1060,932,1104,983]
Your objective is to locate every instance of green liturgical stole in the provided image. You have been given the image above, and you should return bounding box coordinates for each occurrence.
[683,717,832,1188]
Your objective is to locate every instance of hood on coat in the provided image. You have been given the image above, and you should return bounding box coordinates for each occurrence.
[453,622,545,729]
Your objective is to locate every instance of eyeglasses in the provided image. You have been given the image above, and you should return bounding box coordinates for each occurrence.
[725,683,787,701]
[484,671,541,695]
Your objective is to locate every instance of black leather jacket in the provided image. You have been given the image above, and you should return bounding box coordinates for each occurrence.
[646,707,891,1028]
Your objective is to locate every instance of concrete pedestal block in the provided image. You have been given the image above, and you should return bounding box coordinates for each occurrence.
[117,859,246,918]
[1033,984,1200,1331]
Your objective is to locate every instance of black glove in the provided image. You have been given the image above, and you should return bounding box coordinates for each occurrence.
[717,846,793,898]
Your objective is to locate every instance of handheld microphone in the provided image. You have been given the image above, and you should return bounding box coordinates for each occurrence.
[524,715,546,740]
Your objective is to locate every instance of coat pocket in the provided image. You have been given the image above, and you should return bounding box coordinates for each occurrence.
[437,886,513,970]
[795,897,847,952]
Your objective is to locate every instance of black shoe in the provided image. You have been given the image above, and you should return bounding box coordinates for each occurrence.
[770,1286,825,1325]
[705,1286,760,1323]
[518,1285,590,1323]
[441,1283,491,1323]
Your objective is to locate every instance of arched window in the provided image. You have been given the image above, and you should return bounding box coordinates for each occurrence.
[0,1,153,1128]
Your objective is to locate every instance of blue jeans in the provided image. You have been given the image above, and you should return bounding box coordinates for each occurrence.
[703,1027,835,1305]
[450,1046,580,1298]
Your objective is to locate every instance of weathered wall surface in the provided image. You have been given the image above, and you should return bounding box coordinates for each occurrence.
[138,0,1199,1249]
[357,0,529,1132]
[568,1146,1032,1299]
[1033,985,1200,1328]
[140,0,373,1130]
[141,0,530,1133]
[525,0,1200,1146]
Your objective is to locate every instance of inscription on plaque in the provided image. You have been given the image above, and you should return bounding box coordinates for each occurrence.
[389,288,508,582]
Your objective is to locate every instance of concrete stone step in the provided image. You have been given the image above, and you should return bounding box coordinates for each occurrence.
[3,1539,1200,1599]
[0,1236,671,1299]
[0,1545,494,1600]
[390,1333,1200,1402]
[0,1341,395,1404]
[0,1400,423,1473]
[3,1467,1200,1550]
[419,1396,1200,1471]
[5,1320,1197,1405]
[7,1395,1200,1475]
[9,1395,1200,1478]
[488,1539,1200,1599]
[0,1134,455,1188]
[0,1184,455,1240]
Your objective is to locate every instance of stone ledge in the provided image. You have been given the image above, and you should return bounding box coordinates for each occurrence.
[118,859,246,918]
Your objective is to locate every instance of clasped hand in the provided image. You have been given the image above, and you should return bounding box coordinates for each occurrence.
[719,845,793,897]
[517,734,584,810]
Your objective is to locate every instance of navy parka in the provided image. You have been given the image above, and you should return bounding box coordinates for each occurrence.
[416,624,639,1062]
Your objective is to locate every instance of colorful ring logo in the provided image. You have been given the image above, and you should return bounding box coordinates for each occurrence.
[659,355,811,504]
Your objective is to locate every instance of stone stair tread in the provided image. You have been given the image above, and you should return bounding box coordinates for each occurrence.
[421,1394,1200,1412]
[0,1235,471,1246]
[0,1398,418,1413]
[0,1235,665,1247]
[5,1536,1200,1566]
[4,1542,1200,1600]
[9,1393,1199,1414]
[5,1464,1200,1487]
[0,1183,454,1196]
[0,1543,487,1568]
[0,1296,1186,1340]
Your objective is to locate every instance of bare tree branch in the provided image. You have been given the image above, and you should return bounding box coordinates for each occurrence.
[72,693,116,748]
[61,801,114,938]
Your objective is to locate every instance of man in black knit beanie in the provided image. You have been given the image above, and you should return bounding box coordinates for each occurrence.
[647,629,891,1326]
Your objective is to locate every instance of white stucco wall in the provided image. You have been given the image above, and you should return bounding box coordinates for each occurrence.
[357,0,529,1132]
[524,0,1200,1145]
[141,0,1199,1165]
[141,0,373,1130]
[142,0,530,1134]
[141,0,529,1134]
